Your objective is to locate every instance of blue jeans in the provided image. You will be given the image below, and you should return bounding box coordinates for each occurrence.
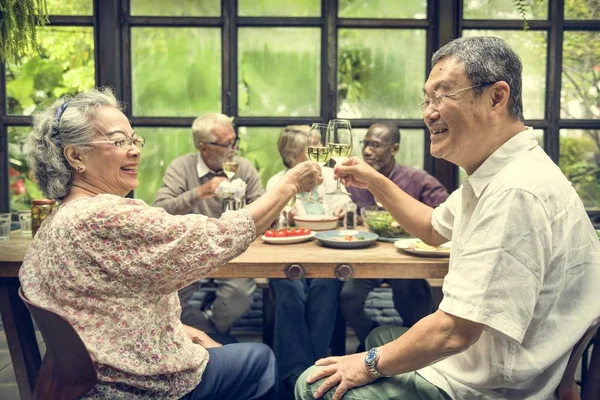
[270,278,343,380]
[180,343,279,400]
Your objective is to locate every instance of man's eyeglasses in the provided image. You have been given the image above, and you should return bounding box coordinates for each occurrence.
[419,82,495,111]
[89,136,146,149]
[203,137,240,150]
[360,140,385,150]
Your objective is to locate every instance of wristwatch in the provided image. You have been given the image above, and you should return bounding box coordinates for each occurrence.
[365,347,388,379]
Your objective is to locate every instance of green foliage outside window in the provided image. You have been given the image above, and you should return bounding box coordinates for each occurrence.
[131,27,221,117]
[6,24,94,212]
[560,132,600,208]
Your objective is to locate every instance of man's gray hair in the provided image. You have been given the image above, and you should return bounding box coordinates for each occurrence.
[278,125,311,169]
[192,113,234,148]
[27,87,122,200]
[432,36,524,122]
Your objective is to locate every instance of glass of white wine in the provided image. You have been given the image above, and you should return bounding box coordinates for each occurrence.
[326,119,353,195]
[305,123,331,202]
[222,150,239,181]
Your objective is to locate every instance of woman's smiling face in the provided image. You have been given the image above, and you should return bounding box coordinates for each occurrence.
[79,106,142,196]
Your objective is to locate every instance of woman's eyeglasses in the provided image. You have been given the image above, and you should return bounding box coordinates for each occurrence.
[89,136,146,149]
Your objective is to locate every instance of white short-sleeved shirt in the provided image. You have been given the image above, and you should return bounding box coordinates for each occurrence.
[418,129,600,399]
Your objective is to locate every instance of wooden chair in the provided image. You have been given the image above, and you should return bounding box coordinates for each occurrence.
[558,316,600,400]
[18,287,97,400]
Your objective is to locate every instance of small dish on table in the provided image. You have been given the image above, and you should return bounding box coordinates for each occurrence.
[314,230,378,249]
[394,238,451,257]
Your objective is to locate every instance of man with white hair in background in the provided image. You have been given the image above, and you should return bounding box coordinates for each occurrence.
[154,113,264,342]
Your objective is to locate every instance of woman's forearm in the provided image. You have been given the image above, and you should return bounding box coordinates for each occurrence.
[244,178,297,233]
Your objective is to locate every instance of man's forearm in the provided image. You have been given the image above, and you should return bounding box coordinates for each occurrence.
[375,310,483,377]
[368,175,446,245]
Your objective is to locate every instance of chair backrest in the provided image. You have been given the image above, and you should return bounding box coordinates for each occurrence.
[558,316,600,400]
[18,287,97,400]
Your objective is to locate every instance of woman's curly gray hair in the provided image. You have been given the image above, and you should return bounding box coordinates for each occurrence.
[27,87,122,200]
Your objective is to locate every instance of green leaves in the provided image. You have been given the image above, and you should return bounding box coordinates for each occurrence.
[0,0,49,64]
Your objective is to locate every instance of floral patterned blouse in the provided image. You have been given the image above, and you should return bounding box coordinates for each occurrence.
[19,194,256,399]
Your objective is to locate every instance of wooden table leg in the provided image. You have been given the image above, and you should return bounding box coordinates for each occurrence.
[0,278,41,400]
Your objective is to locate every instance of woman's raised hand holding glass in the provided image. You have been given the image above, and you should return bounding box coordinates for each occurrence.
[326,119,353,195]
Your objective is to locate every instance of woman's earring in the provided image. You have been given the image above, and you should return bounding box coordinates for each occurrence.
[77,166,84,173]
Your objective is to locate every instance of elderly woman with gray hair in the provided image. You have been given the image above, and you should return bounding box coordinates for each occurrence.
[265,125,348,399]
[19,88,322,400]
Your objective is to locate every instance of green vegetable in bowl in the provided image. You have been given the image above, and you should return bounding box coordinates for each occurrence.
[364,210,408,238]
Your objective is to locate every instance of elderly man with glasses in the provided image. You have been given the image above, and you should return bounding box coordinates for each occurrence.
[296,36,600,400]
[341,122,449,353]
[154,113,263,343]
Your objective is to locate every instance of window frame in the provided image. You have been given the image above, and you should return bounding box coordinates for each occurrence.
[1,0,599,213]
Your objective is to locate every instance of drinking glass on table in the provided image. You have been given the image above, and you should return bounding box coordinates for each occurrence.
[222,150,238,181]
[326,119,353,195]
[304,123,331,203]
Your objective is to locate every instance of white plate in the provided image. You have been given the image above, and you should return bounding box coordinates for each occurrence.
[261,232,315,245]
[314,230,379,249]
[394,238,451,257]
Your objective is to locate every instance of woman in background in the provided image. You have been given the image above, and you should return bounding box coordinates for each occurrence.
[265,125,347,399]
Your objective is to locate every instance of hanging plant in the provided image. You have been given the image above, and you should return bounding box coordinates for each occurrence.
[0,0,49,64]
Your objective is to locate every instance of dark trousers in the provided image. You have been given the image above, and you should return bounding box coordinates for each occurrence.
[180,343,279,400]
[340,278,433,344]
[270,278,343,380]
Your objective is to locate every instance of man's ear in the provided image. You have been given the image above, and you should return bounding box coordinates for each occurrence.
[64,145,85,171]
[490,81,510,115]
[391,143,399,156]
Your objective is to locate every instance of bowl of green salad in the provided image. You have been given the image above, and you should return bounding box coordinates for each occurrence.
[361,206,409,242]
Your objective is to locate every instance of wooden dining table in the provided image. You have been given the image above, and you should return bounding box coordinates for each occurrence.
[0,228,449,400]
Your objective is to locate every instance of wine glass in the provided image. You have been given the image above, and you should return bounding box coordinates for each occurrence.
[222,150,238,181]
[326,119,353,195]
[304,123,330,202]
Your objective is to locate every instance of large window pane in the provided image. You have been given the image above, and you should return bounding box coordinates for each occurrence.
[351,128,425,170]
[463,0,548,19]
[131,0,220,16]
[338,29,426,119]
[238,0,320,17]
[238,28,320,117]
[6,26,95,115]
[339,0,426,19]
[561,31,600,120]
[131,28,221,117]
[134,127,197,205]
[238,127,285,187]
[462,30,546,120]
[8,127,43,212]
[47,0,92,15]
[565,0,600,19]
[560,129,600,209]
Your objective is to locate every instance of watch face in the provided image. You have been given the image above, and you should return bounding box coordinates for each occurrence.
[365,348,377,363]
